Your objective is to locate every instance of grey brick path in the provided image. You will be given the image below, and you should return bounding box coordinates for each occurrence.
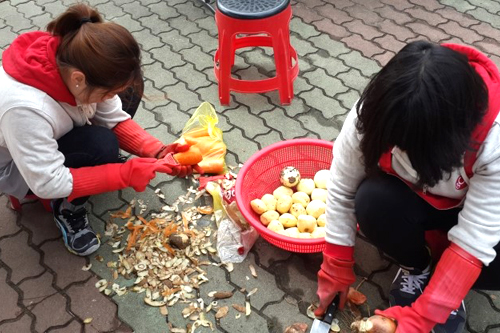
[1,0,500,332]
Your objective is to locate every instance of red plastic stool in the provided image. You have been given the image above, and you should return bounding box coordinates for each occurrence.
[214,0,299,105]
[8,194,52,212]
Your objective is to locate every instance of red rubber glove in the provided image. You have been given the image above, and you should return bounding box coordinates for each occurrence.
[113,119,190,158]
[159,153,204,177]
[376,242,482,332]
[315,243,356,316]
[68,158,173,201]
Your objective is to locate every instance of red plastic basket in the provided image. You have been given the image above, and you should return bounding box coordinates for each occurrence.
[235,139,334,253]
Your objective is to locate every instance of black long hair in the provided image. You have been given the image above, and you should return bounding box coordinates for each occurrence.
[356,41,488,188]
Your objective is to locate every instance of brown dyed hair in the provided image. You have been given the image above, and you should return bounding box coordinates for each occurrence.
[47,3,143,101]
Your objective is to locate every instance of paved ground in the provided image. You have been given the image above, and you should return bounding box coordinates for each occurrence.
[1,0,500,332]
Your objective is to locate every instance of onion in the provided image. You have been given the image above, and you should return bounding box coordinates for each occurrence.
[351,315,397,333]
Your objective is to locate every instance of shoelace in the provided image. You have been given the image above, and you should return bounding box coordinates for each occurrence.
[400,271,430,295]
[61,208,88,232]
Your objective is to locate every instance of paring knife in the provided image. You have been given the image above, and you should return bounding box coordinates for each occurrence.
[310,295,340,333]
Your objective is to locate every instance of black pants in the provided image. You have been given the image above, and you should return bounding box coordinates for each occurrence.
[56,85,142,205]
[355,172,500,290]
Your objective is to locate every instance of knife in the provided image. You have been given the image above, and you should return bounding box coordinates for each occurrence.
[310,295,340,333]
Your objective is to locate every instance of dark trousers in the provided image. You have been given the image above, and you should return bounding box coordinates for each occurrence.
[355,172,500,290]
[56,85,142,205]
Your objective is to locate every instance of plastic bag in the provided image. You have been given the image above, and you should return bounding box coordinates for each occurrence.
[206,178,258,263]
[177,102,227,174]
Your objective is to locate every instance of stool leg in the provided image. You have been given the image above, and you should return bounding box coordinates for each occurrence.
[273,31,293,105]
[218,31,233,105]
[8,196,22,212]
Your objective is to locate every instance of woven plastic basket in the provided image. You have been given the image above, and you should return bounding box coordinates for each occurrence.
[235,139,334,253]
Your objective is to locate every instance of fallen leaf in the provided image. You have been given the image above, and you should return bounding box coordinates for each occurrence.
[348,287,367,305]
[232,304,246,313]
[284,322,308,333]
[160,306,168,316]
[110,206,132,219]
[213,291,233,299]
[215,306,229,319]
[249,264,257,278]
[81,263,92,271]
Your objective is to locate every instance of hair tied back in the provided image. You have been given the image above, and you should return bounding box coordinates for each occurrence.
[80,17,92,26]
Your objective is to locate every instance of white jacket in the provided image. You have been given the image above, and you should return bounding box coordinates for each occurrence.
[325,103,500,266]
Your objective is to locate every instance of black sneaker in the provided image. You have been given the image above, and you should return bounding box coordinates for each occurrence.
[390,266,466,333]
[432,301,466,333]
[389,265,431,307]
[52,199,100,256]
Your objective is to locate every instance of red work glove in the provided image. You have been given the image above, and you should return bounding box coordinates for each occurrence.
[159,153,204,178]
[68,158,174,201]
[376,242,482,332]
[113,119,190,158]
[314,243,356,316]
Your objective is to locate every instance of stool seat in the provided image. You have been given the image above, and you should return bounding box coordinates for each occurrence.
[214,1,298,105]
[9,194,52,212]
[217,0,289,19]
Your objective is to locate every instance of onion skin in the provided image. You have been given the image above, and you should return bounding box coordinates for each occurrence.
[351,315,397,333]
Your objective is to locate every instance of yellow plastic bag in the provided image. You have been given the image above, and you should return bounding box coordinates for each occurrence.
[177,102,227,174]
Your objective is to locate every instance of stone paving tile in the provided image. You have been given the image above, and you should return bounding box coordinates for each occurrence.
[315,18,351,39]
[16,2,44,19]
[439,21,483,44]
[19,271,57,308]
[224,106,269,139]
[0,314,32,333]
[374,4,414,24]
[0,26,18,49]
[253,131,285,151]
[31,293,72,332]
[112,13,144,32]
[219,306,269,333]
[466,290,500,333]
[49,319,83,332]
[298,87,345,119]
[40,240,91,289]
[88,192,128,219]
[18,203,61,246]
[303,67,349,99]
[0,197,20,238]
[168,15,202,36]
[0,231,44,284]
[66,277,124,332]
[171,62,212,91]
[262,298,312,333]
[229,252,285,310]
[180,45,215,72]
[2,0,500,332]
[0,3,33,33]
[0,268,22,322]
[468,7,500,29]
[252,238,292,268]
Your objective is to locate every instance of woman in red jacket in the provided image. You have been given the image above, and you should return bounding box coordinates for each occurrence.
[0,4,199,256]
[315,41,500,332]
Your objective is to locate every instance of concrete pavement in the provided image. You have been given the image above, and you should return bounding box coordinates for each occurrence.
[1,0,500,332]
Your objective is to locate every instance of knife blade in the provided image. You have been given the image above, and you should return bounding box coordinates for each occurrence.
[310,295,340,333]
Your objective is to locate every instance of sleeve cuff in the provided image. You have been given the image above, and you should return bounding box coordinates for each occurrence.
[325,242,354,261]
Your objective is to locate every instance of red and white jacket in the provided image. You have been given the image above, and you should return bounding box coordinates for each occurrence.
[325,44,500,265]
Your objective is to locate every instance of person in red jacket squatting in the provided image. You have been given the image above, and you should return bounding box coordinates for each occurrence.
[0,4,201,257]
[315,40,500,332]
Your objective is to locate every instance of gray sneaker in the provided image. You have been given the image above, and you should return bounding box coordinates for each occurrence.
[52,199,100,256]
